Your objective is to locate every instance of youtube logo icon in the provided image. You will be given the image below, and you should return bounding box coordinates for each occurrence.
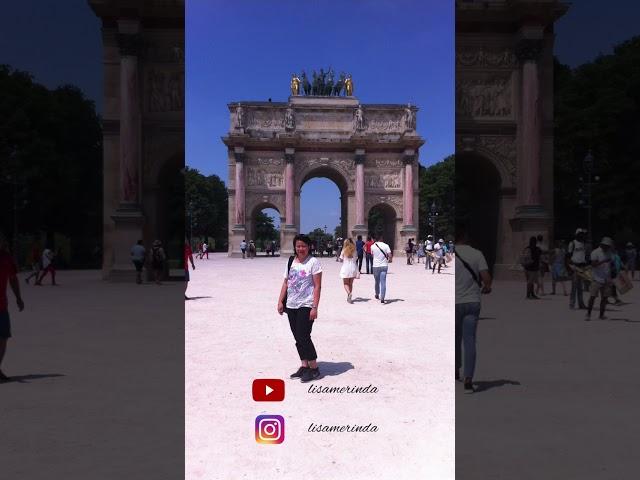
[252,379,285,402]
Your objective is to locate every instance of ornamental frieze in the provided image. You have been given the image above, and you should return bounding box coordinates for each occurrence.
[364,173,402,189]
[456,48,516,69]
[456,76,512,118]
[148,68,184,112]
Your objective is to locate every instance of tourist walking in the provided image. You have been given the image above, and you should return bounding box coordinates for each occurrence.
[202,241,209,259]
[425,235,434,270]
[277,234,323,383]
[35,246,56,286]
[454,222,492,394]
[364,236,374,274]
[585,237,615,320]
[520,236,541,299]
[625,242,637,280]
[339,238,359,303]
[335,237,343,261]
[355,235,365,273]
[550,240,569,296]
[416,241,425,264]
[431,239,445,274]
[240,239,247,259]
[150,240,166,285]
[24,244,41,284]
[0,232,25,382]
[184,239,195,300]
[130,239,146,284]
[568,228,588,309]
[248,240,256,258]
[406,238,414,265]
[371,234,392,304]
[536,234,549,296]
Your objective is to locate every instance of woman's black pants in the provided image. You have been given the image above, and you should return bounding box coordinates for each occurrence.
[286,307,317,361]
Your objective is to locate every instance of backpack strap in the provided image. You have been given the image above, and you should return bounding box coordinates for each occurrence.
[456,252,482,287]
[287,255,295,275]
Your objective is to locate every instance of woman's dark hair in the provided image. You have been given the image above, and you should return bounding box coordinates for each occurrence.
[293,234,312,257]
[529,236,537,248]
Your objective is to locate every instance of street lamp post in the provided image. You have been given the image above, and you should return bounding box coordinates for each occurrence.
[578,150,598,246]
[428,201,439,240]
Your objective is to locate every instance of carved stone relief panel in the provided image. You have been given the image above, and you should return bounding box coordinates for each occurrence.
[246,167,285,189]
[456,75,513,119]
[366,112,404,133]
[456,47,516,69]
[245,109,285,130]
[294,154,355,190]
[147,68,184,112]
[364,173,402,190]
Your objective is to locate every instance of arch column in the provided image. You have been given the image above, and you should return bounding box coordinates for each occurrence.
[109,19,145,277]
[281,147,298,256]
[399,149,418,255]
[229,146,247,256]
[352,149,368,240]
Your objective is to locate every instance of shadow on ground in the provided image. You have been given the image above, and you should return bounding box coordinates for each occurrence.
[2,373,66,384]
[317,361,354,377]
[472,379,521,393]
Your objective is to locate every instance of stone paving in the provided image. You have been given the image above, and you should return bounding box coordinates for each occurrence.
[456,275,640,480]
[2,270,184,480]
[186,253,455,480]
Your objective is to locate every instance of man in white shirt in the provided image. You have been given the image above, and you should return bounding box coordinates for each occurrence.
[425,235,434,270]
[431,239,444,274]
[371,234,392,304]
[568,228,588,309]
[455,222,492,393]
[202,242,208,260]
[585,237,614,321]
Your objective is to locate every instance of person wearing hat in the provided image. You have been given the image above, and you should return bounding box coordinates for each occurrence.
[150,240,166,284]
[567,228,588,309]
[625,242,637,280]
[585,237,615,320]
[432,238,445,274]
[425,235,434,270]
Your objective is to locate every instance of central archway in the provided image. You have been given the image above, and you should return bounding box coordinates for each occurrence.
[456,152,502,271]
[368,203,397,251]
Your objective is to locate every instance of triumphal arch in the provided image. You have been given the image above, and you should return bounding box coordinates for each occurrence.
[223,73,424,256]
[90,0,185,279]
[456,0,568,276]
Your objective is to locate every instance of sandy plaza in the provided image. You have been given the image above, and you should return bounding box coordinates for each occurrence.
[185,253,455,479]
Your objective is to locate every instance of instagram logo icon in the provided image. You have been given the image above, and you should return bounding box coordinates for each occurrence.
[255,415,285,444]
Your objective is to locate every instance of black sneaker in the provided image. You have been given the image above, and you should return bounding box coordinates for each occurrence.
[300,367,320,383]
[290,366,307,379]
[375,294,379,299]
[463,379,474,394]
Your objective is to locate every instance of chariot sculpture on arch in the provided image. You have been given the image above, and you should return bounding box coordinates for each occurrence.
[290,69,354,97]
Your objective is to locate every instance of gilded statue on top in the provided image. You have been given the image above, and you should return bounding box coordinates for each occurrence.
[344,74,354,96]
[290,73,301,96]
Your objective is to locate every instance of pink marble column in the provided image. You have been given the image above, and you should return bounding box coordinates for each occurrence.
[285,150,295,226]
[117,23,141,205]
[517,38,544,207]
[234,150,245,225]
[355,151,365,225]
[403,155,415,226]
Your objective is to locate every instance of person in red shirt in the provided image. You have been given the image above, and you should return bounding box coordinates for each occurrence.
[0,232,25,382]
[364,235,375,274]
[184,239,196,300]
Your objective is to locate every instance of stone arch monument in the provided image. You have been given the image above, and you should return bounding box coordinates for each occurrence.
[223,95,424,256]
[456,0,568,277]
[89,0,185,279]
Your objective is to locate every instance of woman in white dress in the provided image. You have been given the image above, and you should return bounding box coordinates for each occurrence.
[339,238,359,303]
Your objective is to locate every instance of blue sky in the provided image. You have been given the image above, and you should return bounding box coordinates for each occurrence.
[186,0,455,232]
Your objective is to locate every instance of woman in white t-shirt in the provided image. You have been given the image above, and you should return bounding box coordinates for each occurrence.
[339,238,359,303]
[277,234,323,383]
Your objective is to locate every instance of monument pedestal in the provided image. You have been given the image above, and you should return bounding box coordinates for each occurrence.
[229,225,247,257]
[109,205,144,281]
[281,225,298,256]
[503,204,551,279]
[351,224,369,242]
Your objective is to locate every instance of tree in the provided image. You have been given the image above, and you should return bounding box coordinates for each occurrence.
[0,65,102,267]
[419,155,454,241]
[255,211,279,249]
[184,166,228,250]
[307,227,330,247]
[554,36,640,244]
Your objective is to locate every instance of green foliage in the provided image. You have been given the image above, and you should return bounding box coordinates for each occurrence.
[554,36,640,243]
[185,166,228,250]
[419,155,455,241]
[255,211,279,249]
[0,65,102,267]
[307,227,331,246]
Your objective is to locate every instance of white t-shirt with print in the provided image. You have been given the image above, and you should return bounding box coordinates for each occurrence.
[283,256,322,309]
[455,244,488,304]
[590,247,612,284]
[568,240,586,264]
[371,242,391,268]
